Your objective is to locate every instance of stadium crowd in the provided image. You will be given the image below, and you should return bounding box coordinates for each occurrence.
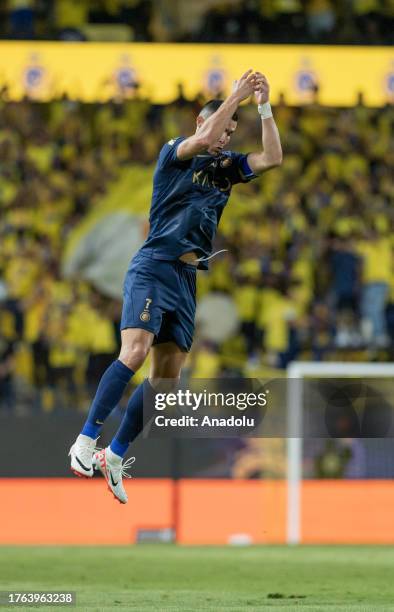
[0,0,393,45]
[0,91,393,412]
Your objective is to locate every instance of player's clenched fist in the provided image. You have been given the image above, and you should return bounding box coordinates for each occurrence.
[253,72,270,104]
[232,69,258,102]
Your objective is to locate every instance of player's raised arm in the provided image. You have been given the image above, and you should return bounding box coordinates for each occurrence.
[246,73,283,174]
[176,69,258,161]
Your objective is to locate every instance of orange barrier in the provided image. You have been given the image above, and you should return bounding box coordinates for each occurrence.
[0,479,173,545]
[1,479,394,544]
[302,480,394,544]
[177,480,287,544]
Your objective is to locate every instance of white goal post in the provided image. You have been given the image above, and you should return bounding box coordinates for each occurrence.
[286,361,394,545]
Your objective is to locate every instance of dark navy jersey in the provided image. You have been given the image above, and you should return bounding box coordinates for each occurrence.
[139,136,257,270]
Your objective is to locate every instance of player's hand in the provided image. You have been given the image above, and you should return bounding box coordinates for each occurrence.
[253,72,270,104]
[232,69,258,102]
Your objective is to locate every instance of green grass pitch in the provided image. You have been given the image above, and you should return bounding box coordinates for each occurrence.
[1,545,394,611]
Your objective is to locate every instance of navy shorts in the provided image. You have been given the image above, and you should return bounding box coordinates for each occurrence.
[121,251,197,352]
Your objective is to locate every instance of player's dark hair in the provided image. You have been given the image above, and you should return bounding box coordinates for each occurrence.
[199,99,238,122]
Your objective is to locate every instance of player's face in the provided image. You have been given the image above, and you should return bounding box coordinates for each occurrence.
[208,119,237,156]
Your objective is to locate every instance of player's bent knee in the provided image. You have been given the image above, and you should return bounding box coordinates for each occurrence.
[119,344,150,372]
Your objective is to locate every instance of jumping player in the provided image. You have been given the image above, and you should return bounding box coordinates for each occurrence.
[69,69,282,503]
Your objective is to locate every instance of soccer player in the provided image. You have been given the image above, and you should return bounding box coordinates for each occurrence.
[69,69,282,503]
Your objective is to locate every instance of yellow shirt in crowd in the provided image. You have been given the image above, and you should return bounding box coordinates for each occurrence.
[357,238,392,284]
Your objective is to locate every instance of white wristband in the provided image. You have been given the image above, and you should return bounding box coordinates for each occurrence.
[258,102,273,119]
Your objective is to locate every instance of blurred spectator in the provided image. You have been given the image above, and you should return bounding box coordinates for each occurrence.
[306,0,336,41]
[315,439,352,478]
[328,234,360,315]
[270,0,306,42]
[351,0,384,43]
[54,0,89,40]
[357,229,391,346]
[232,438,286,478]
[8,0,35,39]
[326,233,361,349]
[309,301,335,361]
[0,308,15,411]
[312,438,367,478]
[234,274,261,358]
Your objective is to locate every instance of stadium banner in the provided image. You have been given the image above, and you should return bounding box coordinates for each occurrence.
[0,41,393,106]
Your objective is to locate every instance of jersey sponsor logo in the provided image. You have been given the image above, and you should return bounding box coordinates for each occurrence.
[192,169,231,193]
[140,298,152,322]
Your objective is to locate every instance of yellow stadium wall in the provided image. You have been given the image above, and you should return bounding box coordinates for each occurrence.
[1,42,393,106]
[1,479,394,545]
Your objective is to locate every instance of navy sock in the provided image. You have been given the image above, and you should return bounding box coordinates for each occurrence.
[110,380,152,457]
[81,359,134,439]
